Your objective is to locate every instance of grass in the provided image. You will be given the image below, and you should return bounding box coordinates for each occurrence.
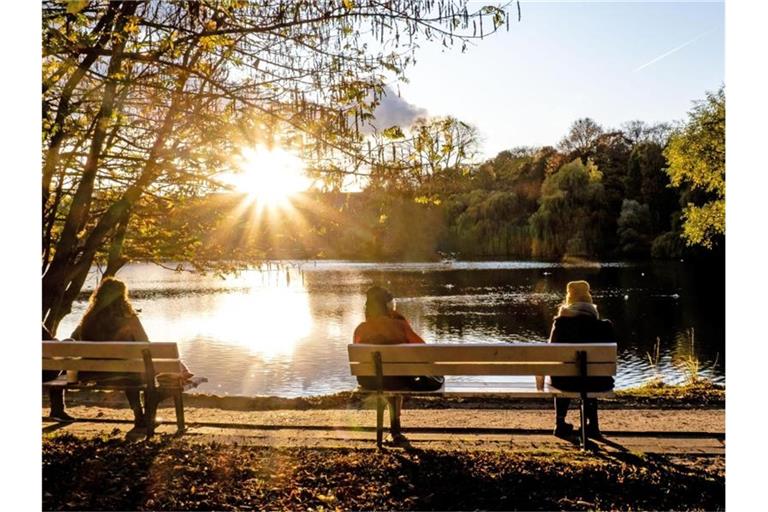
[616,379,724,405]
[43,433,724,511]
[635,327,723,404]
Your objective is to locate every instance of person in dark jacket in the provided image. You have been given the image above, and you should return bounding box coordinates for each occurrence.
[353,286,443,440]
[548,280,615,438]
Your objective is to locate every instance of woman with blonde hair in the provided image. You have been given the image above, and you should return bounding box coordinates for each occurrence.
[547,280,616,438]
[71,277,149,427]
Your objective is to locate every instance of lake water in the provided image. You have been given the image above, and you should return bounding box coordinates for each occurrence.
[57,260,725,397]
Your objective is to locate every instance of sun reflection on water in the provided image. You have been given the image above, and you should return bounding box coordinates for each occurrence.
[198,270,312,360]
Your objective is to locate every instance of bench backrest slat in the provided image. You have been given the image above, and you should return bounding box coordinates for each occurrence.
[43,341,182,374]
[348,343,617,377]
[42,358,183,374]
[43,341,179,359]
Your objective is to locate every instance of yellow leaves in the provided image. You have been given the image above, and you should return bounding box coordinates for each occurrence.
[194,60,214,75]
[66,0,89,15]
[124,16,140,35]
[681,200,725,248]
[342,0,355,10]
[200,34,233,51]
[414,196,441,206]
[204,20,218,31]
[381,125,404,140]
[199,36,216,51]
[664,87,725,248]
[585,158,602,182]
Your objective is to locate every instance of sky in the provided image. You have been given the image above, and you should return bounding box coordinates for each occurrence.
[382,1,724,159]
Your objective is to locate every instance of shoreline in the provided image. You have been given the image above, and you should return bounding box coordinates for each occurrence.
[45,382,725,412]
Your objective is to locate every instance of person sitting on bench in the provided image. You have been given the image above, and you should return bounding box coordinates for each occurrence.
[548,280,616,438]
[70,277,150,428]
[353,286,444,438]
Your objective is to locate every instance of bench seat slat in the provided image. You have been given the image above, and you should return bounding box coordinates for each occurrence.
[352,383,614,398]
[42,375,207,391]
[42,358,182,374]
[348,343,617,364]
[43,341,179,359]
[350,362,616,377]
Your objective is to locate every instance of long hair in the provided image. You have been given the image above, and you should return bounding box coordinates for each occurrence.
[364,286,393,321]
[75,277,137,341]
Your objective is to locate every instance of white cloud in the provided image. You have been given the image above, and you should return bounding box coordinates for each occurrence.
[366,86,429,132]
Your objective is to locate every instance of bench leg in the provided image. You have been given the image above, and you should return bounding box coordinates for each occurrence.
[579,395,587,450]
[388,395,402,433]
[376,395,384,448]
[173,390,185,433]
[145,391,158,437]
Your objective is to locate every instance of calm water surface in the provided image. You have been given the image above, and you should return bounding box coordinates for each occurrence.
[57,260,724,397]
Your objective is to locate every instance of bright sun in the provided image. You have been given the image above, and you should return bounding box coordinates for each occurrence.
[228,145,311,207]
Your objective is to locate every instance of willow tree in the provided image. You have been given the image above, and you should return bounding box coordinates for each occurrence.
[529,158,606,259]
[41,0,515,334]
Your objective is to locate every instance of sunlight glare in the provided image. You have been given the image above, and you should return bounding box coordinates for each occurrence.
[229,145,311,207]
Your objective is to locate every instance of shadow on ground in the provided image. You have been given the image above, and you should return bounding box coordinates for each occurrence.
[43,432,724,511]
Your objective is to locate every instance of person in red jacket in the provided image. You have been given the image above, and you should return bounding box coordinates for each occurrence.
[353,286,443,439]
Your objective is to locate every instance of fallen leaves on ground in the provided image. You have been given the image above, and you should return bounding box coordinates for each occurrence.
[43,434,723,511]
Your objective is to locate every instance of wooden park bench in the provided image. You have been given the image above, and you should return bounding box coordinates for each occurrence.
[348,343,617,449]
[43,341,206,435]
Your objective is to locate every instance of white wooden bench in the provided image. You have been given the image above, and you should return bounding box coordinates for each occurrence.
[348,343,617,448]
[42,341,206,435]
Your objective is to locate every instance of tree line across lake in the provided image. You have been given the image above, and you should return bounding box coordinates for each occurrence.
[184,88,724,263]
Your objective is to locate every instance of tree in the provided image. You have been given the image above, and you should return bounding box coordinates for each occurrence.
[41,0,515,334]
[558,118,604,158]
[529,158,606,259]
[368,116,481,191]
[663,87,725,249]
[625,141,678,233]
[616,199,653,257]
[446,190,531,257]
[621,120,673,146]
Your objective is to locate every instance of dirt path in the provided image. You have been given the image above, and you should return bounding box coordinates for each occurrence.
[43,405,725,456]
